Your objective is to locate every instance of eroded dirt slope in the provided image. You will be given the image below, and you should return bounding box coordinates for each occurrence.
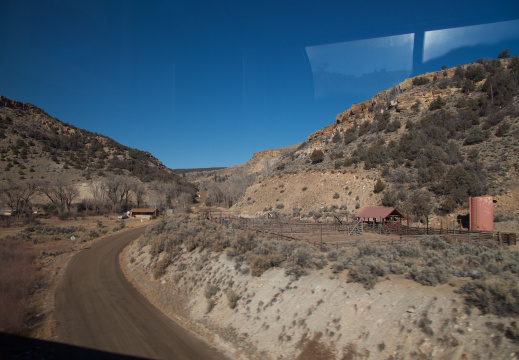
[122,240,519,360]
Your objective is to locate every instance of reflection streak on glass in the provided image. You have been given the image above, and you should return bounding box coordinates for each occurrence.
[423,19,519,63]
[305,34,414,100]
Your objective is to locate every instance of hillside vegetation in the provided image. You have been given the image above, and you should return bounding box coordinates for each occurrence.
[193,56,519,225]
[124,215,519,359]
[0,95,177,183]
[0,96,196,216]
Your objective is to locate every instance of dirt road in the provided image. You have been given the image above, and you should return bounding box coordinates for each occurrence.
[55,226,230,360]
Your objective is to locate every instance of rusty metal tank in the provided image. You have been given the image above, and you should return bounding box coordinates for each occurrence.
[469,196,494,231]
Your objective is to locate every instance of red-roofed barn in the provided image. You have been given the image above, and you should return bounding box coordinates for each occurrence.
[355,207,404,224]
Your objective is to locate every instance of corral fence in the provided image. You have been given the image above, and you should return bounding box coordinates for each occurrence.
[204,211,517,249]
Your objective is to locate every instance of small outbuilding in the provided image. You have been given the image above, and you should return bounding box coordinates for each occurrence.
[355,207,404,225]
[130,208,159,219]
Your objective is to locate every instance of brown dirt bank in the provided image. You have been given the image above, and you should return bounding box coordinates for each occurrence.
[122,236,519,359]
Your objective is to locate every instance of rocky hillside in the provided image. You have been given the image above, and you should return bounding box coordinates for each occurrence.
[0,95,178,184]
[194,57,519,227]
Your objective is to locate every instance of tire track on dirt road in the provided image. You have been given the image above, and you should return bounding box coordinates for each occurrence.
[55,226,230,360]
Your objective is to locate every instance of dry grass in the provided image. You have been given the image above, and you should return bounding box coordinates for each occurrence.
[295,333,335,360]
[0,214,147,338]
[462,275,519,316]
[152,253,172,279]
[226,289,239,309]
[0,237,39,333]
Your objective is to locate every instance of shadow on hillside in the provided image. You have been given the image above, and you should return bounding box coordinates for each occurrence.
[0,332,147,360]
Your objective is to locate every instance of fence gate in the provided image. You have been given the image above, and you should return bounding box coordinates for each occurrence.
[348,220,363,236]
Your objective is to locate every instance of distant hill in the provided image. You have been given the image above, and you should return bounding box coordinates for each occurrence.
[171,167,227,175]
[0,95,179,184]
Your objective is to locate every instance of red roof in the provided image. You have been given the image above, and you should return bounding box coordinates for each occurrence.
[355,207,403,219]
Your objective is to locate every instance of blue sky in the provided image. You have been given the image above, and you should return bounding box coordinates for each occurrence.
[1,1,519,169]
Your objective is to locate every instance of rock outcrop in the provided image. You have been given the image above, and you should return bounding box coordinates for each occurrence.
[308,68,461,145]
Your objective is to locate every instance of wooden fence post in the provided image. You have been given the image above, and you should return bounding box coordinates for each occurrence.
[320,224,323,249]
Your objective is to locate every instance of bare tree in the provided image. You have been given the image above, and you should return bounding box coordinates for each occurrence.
[87,180,105,213]
[120,178,133,211]
[174,192,193,213]
[148,180,196,211]
[134,182,146,208]
[200,173,255,208]
[227,174,255,206]
[103,175,124,213]
[41,180,79,215]
[102,175,135,213]
[146,181,162,209]
[0,179,39,217]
